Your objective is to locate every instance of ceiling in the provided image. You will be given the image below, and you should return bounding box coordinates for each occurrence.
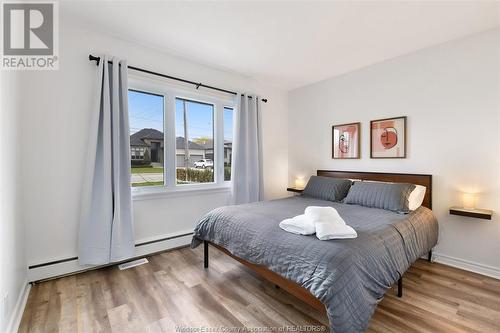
[62,1,500,90]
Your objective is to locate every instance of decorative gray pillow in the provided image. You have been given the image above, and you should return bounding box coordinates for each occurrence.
[344,181,416,213]
[302,176,352,202]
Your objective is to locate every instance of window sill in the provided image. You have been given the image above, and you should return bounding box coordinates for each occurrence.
[132,184,231,201]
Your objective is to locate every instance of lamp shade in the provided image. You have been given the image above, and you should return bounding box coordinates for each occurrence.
[295,176,306,189]
[462,193,476,210]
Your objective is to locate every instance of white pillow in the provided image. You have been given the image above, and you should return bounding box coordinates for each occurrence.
[408,185,426,211]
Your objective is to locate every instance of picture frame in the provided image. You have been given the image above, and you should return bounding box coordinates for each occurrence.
[370,116,407,158]
[332,122,361,159]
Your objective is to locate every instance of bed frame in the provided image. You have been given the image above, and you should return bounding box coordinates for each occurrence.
[203,170,433,313]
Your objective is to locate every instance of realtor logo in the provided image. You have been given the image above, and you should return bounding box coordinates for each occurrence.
[1,1,58,70]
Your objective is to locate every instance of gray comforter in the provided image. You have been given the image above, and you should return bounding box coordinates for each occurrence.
[191,196,438,333]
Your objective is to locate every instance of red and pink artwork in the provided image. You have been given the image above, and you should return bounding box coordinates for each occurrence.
[332,122,360,159]
[370,116,406,158]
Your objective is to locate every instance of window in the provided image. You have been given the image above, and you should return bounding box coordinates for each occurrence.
[131,147,144,160]
[175,98,215,184]
[128,90,164,187]
[224,107,233,181]
[127,80,234,192]
[130,147,145,160]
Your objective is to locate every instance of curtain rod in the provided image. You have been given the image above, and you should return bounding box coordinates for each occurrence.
[88,54,268,103]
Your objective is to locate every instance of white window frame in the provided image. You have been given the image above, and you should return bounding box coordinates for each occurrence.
[128,74,234,199]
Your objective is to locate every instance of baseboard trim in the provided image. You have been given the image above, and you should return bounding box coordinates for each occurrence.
[28,230,193,282]
[27,238,500,285]
[434,252,500,280]
[6,279,30,333]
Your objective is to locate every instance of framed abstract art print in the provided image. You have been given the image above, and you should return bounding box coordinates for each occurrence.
[332,122,360,159]
[370,116,406,158]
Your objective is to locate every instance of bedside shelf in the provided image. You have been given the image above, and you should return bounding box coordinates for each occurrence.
[449,206,493,220]
[287,187,304,194]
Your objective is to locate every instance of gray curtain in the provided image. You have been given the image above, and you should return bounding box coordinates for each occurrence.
[79,55,134,265]
[231,94,261,204]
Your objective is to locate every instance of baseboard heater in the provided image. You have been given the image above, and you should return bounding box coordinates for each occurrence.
[28,232,193,282]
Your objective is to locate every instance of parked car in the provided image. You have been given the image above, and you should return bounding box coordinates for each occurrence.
[194,159,213,169]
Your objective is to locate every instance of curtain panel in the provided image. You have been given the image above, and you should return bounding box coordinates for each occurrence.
[79,56,134,265]
[231,94,262,204]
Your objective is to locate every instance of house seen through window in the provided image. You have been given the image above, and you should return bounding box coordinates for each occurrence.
[129,90,164,187]
[128,88,233,188]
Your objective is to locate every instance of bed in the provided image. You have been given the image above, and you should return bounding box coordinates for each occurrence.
[191,170,438,333]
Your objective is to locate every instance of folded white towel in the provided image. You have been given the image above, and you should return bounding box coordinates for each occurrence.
[280,206,357,240]
[279,214,315,235]
[305,206,357,240]
[304,206,346,225]
[315,222,358,240]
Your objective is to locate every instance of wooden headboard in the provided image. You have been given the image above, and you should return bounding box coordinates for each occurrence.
[317,170,433,209]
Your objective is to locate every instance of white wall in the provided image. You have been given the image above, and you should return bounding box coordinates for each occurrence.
[0,72,28,331]
[18,13,288,280]
[288,29,500,276]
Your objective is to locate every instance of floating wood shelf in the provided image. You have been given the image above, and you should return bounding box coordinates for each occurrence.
[449,206,493,220]
[287,187,304,193]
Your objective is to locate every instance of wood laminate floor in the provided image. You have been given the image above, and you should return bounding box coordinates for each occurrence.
[19,246,500,333]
